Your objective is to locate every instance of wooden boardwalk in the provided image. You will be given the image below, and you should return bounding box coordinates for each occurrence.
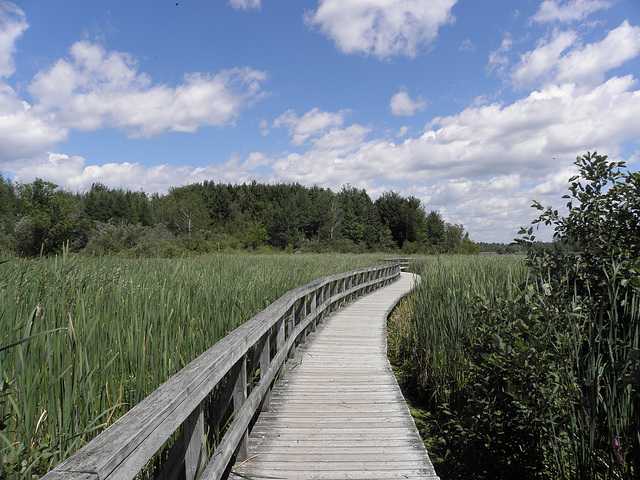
[232,272,440,480]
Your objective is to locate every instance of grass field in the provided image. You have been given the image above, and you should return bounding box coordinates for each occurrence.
[0,252,386,476]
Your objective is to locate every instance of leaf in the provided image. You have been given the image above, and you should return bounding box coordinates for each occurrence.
[0,328,67,353]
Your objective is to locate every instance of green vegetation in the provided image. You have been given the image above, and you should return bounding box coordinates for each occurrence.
[0,252,385,477]
[390,152,639,479]
[0,178,478,257]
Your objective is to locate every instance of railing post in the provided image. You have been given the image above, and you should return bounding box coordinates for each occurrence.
[233,357,249,462]
[259,332,271,411]
[309,290,317,333]
[184,403,205,480]
[297,296,307,344]
[287,307,295,359]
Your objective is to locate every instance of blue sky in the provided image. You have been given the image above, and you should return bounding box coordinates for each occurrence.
[1,0,639,242]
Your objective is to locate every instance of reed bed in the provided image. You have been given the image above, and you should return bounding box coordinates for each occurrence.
[390,255,639,478]
[388,254,528,405]
[0,252,383,476]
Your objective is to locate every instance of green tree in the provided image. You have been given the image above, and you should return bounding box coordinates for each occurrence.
[339,185,381,247]
[375,191,426,249]
[444,223,465,253]
[15,179,84,256]
[83,183,152,225]
[424,210,446,250]
[521,151,640,297]
[162,186,210,237]
[0,174,18,252]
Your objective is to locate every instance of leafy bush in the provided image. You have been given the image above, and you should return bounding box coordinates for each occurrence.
[393,152,639,479]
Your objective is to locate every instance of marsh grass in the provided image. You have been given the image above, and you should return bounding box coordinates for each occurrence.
[0,252,383,476]
[390,255,639,479]
[389,254,527,406]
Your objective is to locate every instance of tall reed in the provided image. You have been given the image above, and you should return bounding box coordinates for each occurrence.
[389,254,527,406]
[390,255,639,478]
[0,252,383,476]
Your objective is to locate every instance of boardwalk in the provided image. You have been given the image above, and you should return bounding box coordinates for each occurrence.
[232,272,440,480]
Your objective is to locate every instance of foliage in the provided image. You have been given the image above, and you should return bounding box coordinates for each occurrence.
[519,151,640,299]
[14,179,87,256]
[83,183,152,226]
[517,152,640,478]
[0,178,478,257]
[390,152,639,479]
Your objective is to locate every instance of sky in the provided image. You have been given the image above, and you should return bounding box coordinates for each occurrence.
[1,0,639,243]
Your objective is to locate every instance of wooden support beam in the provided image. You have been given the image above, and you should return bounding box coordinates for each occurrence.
[232,358,248,462]
[183,403,205,480]
[259,332,271,411]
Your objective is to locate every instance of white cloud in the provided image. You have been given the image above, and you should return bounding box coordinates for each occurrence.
[229,0,261,11]
[8,68,639,242]
[260,74,640,240]
[0,4,64,160]
[487,34,513,76]
[0,86,68,160]
[533,0,612,23]
[278,77,633,186]
[28,41,268,139]
[555,21,640,85]
[272,108,349,146]
[389,89,426,116]
[0,2,27,78]
[512,22,640,88]
[459,39,476,52]
[511,30,577,87]
[305,0,457,59]
[397,126,410,137]
[6,152,190,192]
[0,5,271,194]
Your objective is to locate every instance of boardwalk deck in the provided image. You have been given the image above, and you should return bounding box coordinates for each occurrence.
[232,272,440,480]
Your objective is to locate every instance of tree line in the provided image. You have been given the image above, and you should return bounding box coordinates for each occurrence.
[0,175,478,257]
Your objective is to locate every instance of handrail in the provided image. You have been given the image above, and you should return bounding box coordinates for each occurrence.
[381,257,412,271]
[43,263,401,480]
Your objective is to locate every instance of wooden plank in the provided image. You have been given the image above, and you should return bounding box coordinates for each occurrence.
[183,403,205,480]
[233,273,439,480]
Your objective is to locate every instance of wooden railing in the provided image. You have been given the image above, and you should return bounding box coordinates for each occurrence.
[43,263,401,480]
[382,257,412,271]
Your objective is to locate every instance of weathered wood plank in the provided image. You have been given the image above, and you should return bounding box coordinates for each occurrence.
[233,273,440,480]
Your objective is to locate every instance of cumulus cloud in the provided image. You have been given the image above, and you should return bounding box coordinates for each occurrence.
[272,107,350,145]
[512,21,640,88]
[28,41,268,139]
[261,72,640,240]
[6,150,268,193]
[229,0,261,10]
[532,0,612,23]
[389,89,427,116]
[0,3,271,197]
[0,6,268,182]
[511,30,577,87]
[8,68,639,242]
[277,76,640,186]
[0,5,67,160]
[5,152,189,192]
[305,0,457,58]
[0,2,27,78]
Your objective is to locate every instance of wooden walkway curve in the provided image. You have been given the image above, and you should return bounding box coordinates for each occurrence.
[232,272,440,479]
